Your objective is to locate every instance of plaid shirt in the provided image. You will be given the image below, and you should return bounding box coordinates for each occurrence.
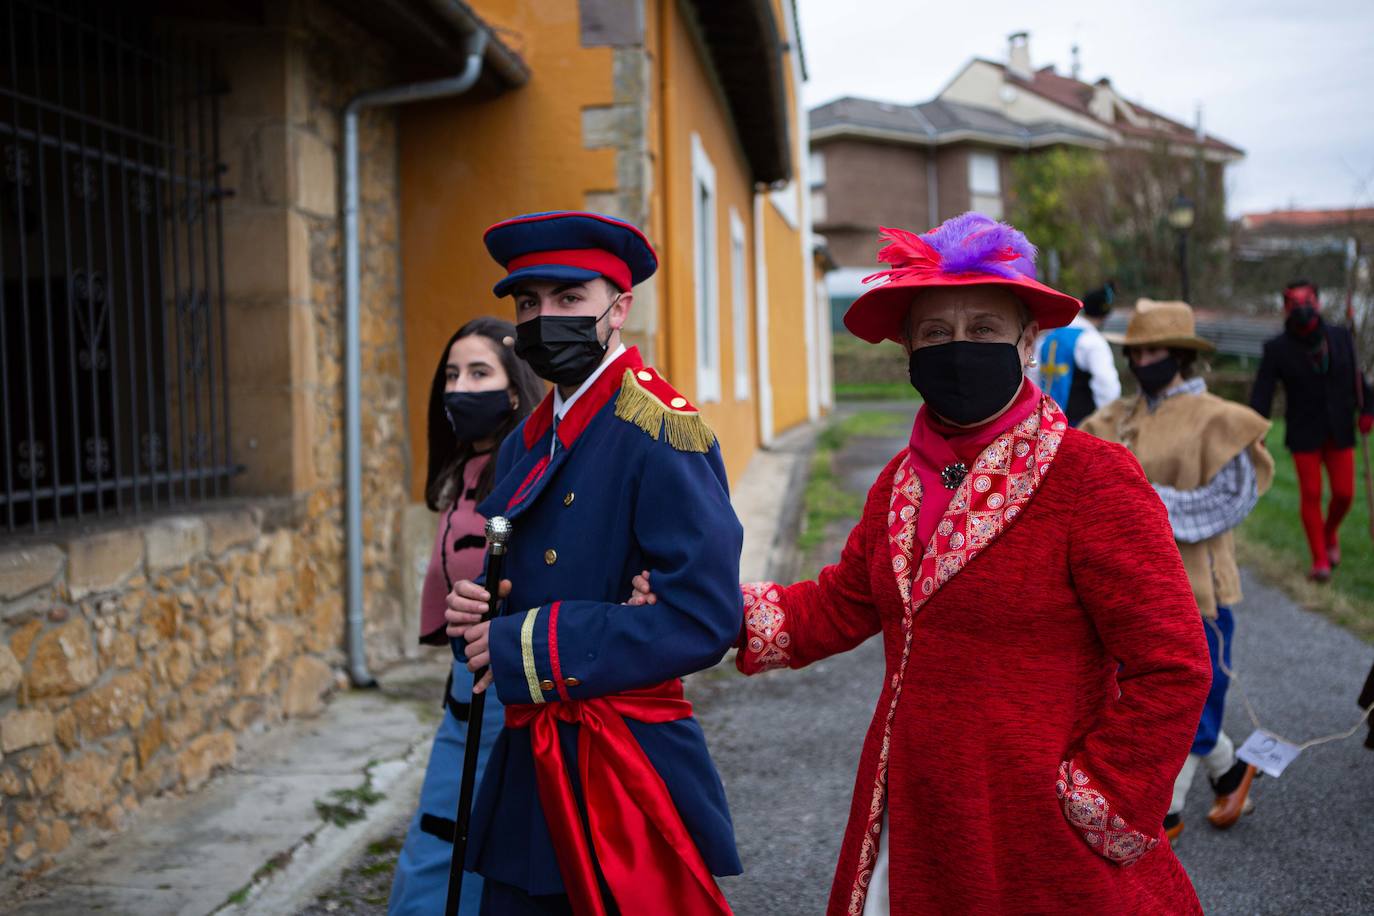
[1148,378,1259,544]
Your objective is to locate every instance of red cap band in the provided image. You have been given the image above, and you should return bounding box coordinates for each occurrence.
[506,248,632,292]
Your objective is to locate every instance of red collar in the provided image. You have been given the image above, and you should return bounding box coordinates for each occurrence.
[522,346,645,450]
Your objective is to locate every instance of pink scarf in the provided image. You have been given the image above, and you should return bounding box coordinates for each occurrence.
[906,380,1044,549]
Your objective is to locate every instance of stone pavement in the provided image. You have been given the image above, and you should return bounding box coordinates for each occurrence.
[5,655,450,915]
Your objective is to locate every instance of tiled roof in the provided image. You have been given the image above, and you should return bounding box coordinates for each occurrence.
[810,96,1103,147]
[975,60,1243,155]
[1239,207,1374,230]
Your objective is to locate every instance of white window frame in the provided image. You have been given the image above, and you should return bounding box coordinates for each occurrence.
[769,180,799,229]
[729,207,750,400]
[809,148,826,188]
[969,150,1003,218]
[811,188,827,223]
[691,133,721,403]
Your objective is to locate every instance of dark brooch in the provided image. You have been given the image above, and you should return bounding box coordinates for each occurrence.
[940,462,968,490]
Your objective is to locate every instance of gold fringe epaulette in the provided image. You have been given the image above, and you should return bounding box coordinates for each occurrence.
[614,368,717,453]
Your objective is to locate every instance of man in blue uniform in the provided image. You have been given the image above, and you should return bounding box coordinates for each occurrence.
[1031,281,1121,425]
[445,211,743,915]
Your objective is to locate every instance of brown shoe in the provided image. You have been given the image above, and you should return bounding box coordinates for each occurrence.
[1207,763,1257,829]
[1164,813,1184,845]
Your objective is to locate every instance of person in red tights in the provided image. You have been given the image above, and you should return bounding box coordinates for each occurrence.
[1250,280,1374,581]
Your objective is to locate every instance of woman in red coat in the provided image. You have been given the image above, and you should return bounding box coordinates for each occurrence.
[737,215,1212,915]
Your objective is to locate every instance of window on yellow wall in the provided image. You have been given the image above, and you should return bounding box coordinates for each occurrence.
[691,133,720,403]
[729,208,749,400]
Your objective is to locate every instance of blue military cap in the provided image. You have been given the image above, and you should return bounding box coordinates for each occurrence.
[483,210,659,298]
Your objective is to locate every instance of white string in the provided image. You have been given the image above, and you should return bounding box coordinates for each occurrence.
[1204,615,1374,751]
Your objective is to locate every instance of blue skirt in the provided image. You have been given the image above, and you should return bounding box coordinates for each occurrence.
[389,659,506,916]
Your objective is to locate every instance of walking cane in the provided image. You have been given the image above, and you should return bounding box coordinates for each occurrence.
[445,516,512,916]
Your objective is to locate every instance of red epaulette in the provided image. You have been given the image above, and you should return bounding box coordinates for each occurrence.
[613,366,717,453]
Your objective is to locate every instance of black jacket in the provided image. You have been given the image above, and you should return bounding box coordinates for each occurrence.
[1250,323,1373,452]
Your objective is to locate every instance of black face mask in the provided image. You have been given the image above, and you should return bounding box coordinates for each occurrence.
[443,389,513,443]
[513,300,615,387]
[907,341,1024,426]
[1284,305,1321,341]
[1129,356,1179,397]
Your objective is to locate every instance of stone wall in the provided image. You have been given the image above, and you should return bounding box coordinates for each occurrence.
[0,0,412,880]
[297,0,412,663]
[0,506,337,874]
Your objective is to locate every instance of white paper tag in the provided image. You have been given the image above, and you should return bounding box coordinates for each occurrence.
[1236,729,1302,778]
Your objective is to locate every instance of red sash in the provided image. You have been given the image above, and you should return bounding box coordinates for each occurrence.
[504,680,732,916]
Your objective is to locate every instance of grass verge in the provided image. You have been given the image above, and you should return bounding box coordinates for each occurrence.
[1236,418,1374,643]
[835,381,919,401]
[315,761,387,827]
[799,409,910,570]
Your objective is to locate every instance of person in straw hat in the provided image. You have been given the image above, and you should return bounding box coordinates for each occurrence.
[636,214,1213,914]
[1081,298,1275,845]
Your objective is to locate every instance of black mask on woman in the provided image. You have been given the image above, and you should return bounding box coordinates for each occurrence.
[514,300,616,387]
[443,390,513,443]
[907,341,1024,426]
[1129,356,1179,397]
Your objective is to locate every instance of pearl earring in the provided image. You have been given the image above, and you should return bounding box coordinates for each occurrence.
[1027,356,1038,368]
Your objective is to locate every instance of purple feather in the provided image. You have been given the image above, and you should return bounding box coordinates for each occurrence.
[921,212,1037,280]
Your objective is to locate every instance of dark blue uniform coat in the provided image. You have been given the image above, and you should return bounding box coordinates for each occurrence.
[466,347,744,895]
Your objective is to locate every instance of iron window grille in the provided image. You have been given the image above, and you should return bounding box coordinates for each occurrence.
[0,0,240,533]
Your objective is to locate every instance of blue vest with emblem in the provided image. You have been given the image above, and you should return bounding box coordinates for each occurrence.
[1039,326,1085,417]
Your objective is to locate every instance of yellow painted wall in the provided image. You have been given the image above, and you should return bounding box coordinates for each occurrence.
[399,0,811,494]
[764,195,810,432]
[654,0,761,483]
[398,1,616,502]
[763,0,812,433]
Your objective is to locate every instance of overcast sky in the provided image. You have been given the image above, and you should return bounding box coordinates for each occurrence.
[796,0,1374,217]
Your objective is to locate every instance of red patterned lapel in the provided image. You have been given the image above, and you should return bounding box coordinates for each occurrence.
[845,395,1069,915]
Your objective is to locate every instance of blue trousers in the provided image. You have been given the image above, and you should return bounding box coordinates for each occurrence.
[1192,605,1233,756]
[389,660,505,916]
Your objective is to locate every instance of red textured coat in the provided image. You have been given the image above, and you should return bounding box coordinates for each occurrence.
[739,420,1211,915]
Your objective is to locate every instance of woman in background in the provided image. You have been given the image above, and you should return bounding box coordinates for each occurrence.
[389,317,543,916]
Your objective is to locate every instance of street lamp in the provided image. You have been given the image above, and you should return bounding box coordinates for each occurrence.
[1167,192,1195,302]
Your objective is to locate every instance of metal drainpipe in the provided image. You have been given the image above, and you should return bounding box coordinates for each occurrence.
[342,30,488,687]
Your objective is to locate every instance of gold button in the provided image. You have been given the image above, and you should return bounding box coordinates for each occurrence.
[564,677,581,688]
[670,396,687,408]
[563,491,575,507]
[540,679,556,692]
[637,370,653,381]
[544,549,557,565]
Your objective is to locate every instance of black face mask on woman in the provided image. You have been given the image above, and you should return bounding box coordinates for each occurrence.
[514,300,616,387]
[1129,356,1179,397]
[907,341,1024,426]
[443,389,513,443]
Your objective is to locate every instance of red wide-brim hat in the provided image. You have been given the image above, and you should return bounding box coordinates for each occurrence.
[843,213,1082,344]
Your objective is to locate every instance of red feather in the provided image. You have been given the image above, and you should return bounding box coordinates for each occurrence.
[863,226,944,285]
[874,226,941,269]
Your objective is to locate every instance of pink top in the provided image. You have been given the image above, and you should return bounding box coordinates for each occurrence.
[906,379,1043,549]
[419,454,490,644]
